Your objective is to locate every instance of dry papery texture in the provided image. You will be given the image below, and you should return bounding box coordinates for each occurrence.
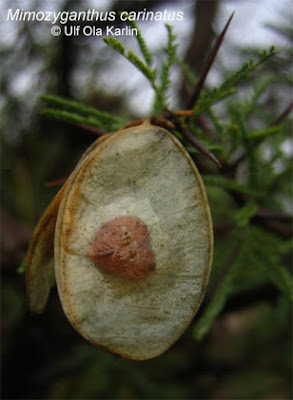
[26,135,110,314]
[55,123,213,360]
[26,186,64,314]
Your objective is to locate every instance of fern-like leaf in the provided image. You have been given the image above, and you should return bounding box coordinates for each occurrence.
[193,47,277,115]
[127,19,152,66]
[103,37,125,55]
[40,95,124,131]
[202,175,263,198]
[41,109,111,131]
[126,50,156,84]
[193,231,245,340]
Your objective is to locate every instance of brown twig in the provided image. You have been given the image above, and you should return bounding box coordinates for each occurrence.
[255,219,292,238]
[254,208,292,238]
[44,178,67,188]
[76,123,106,136]
[180,124,222,168]
[270,102,293,126]
[186,12,235,109]
[197,114,217,141]
[256,208,293,222]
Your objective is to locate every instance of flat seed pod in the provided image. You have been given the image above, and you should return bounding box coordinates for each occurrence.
[26,187,65,314]
[55,122,213,360]
[26,135,109,314]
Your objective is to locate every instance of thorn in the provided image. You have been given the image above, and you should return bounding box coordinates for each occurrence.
[186,11,235,110]
[270,102,293,126]
[181,125,222,168]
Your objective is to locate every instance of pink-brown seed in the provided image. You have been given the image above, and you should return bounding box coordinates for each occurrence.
[89,216,155,281]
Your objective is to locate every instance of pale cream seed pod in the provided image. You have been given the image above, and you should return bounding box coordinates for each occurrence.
[26,120,213,360]
[26,135,109,314]
[54,120,213,360]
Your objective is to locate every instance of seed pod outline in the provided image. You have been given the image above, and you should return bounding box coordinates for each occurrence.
[54,121,213,360]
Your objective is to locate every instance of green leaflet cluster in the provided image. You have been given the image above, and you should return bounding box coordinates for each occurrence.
[194,226,293,340]
[104,22,177,115]
[192,48,277,115]
[40,94,125,132]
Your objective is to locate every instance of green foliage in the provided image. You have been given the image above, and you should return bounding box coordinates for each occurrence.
[264,22,293,41]
[17,259,26,275]
[104,24,178,114]
[39,95,125,132]
[102,37,125,55]
[194,229,244,340]
[241,75,277,117]
[153,24,178,114]
[247,125,283,140]
[183,38,291,342]
[194,226,293,340]
[103,36,157,90]
[192,47,278,115]
[234,202,257,227]
[40,95,123,124]
[41,109,107,131]
[125,50,157,82]
[176,57,197,87]
[127,20,153,66]
[202,175,263,198]
[231,106,258,187]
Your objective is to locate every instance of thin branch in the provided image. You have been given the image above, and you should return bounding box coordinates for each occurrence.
[255,219,292,238]
[186,12,235,109]
[256,208,293,222]
[197,114,217,141]
[270,102,293,126]
[44,178,67,188]
[76,123,107,136]
[181,125,222,168]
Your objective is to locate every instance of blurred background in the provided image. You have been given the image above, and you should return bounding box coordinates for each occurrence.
[1,0,292,399]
